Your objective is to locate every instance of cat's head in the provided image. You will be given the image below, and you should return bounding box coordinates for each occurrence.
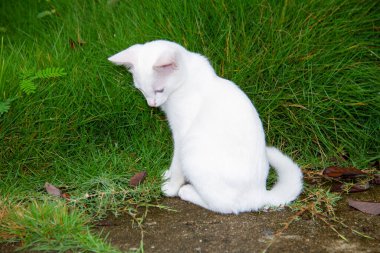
[108,40,186,107]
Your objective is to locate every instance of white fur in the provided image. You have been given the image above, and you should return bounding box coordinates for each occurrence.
[109,40,303,214]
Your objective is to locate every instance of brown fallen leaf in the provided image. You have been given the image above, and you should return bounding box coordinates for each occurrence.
[69,38,76,49]
[44,182,61,197]
[129,171,147,187]
[322,166,366,178]
[348,199,380,215]
[371,174,380,185]
[61,192,71,200]
[69,36,86,50]
[331,182,370,193]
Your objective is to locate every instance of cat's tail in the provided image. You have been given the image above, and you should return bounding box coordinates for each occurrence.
[264,146,303,207]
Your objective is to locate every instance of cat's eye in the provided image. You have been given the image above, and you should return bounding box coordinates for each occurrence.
[158,63,173,69]
[155,88,165,93]
[153,62,176,72]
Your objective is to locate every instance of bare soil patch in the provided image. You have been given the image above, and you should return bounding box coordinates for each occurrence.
[1,187,379,253]
[96,187,380,253]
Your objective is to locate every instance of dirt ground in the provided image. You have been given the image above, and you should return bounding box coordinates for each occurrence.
[96,186,380,253]
[1,187,379,253]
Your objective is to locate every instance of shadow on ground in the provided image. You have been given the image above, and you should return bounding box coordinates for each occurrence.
[96,187,379,253]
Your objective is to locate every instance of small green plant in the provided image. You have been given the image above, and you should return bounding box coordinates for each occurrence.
[0,97,12,116]
[19,67,66,95]
[0,67,66,117]
[19,78,37,95]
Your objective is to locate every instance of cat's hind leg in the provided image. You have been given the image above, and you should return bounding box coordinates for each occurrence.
[178,184,208,209]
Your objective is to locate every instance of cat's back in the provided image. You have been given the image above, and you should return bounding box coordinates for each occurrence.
[171,50,264,142]
[205,77,259,119]
[192,76,263,141]
[182,76,266,175]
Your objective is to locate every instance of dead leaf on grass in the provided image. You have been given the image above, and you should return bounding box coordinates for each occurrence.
[348,199,380,215]
[370,174,380,185]
[129,171,147,187]
[331,182,370,193]
[61,192,71,200]
[69,36,86,49]
[69,38,76,49]
[322,166,366,178]
[44,182,61,197]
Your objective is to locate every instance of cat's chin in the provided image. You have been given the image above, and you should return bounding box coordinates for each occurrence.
[147,98,166,107]
[147,102,163,108]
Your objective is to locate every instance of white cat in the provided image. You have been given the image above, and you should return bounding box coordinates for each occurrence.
[108,40,303,214]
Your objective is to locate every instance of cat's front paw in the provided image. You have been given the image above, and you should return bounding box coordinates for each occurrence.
[162,169,171,180]
[161,181,181,197]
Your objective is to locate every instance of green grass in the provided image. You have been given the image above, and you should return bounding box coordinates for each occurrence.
[0,0,379,251]
[1,200,120,252]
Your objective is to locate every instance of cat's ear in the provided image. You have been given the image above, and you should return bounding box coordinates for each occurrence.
[108,45,141,69]
[153,51,178,74]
